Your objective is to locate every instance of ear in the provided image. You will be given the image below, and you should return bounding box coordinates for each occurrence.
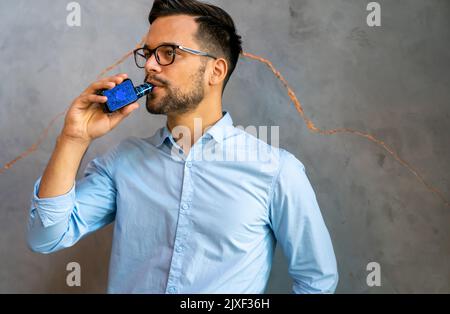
[209,57,228,87]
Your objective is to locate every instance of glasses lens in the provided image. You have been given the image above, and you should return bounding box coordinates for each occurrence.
[134,49,148,68]
[156,46,175,65]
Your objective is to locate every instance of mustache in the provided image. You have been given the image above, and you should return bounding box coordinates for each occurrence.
[144,74,169,86]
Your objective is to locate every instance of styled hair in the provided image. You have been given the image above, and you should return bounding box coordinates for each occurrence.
[149,0,243,91]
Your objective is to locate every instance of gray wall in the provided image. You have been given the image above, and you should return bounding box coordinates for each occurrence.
[0,0,449,293]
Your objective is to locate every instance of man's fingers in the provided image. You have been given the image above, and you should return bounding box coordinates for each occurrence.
[119,102,139,116]
[108,102,139,128]
[103,73,128,86]
[83,73,129,95]
[78,94,108,106]
[98,73,128,85]
[85,81,115,95]
[82,81,114,97]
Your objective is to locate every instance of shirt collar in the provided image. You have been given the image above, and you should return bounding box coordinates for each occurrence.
[148,111,234,148]
[204,111,234,144]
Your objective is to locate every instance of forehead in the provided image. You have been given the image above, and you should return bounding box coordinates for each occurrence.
[146,15,199,48]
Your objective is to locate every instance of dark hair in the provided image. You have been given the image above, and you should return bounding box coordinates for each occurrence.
[149,0,243,91]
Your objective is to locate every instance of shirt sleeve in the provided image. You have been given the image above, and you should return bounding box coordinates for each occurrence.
[26,143,120,254]
[268,150,339,293]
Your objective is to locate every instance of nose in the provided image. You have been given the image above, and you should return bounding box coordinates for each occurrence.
[145,52,162,73]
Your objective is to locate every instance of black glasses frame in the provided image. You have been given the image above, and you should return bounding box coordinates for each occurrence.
[133,44,217,68]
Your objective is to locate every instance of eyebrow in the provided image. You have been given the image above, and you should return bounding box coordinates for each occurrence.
[143,42,179,50]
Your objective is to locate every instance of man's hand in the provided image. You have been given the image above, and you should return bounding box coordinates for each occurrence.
[61,73,139,145]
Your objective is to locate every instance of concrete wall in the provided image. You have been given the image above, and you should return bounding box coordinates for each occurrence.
[0,0,449,293]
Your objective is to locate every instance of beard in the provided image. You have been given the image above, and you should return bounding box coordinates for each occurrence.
[145,62,207,115]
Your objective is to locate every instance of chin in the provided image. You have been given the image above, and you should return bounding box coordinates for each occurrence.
[146,100,167,115]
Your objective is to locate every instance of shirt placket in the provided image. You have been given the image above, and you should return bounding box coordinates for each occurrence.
[165,155,194,294]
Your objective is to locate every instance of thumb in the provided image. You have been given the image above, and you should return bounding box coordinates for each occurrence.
[108,102,140,128]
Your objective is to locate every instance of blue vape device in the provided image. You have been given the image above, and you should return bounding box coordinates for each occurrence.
[101,79,154,113]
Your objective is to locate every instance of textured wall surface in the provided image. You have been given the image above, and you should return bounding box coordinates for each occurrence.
[0,0,449,293]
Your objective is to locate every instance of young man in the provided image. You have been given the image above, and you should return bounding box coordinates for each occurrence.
[27,0,338,293]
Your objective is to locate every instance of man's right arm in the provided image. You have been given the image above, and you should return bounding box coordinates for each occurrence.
[37,134,90,199]
[27,135,120,253]
[27,73,140,253]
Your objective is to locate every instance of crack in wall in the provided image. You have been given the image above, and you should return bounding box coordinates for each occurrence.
[242,52,449,208]
[1,39,448,208]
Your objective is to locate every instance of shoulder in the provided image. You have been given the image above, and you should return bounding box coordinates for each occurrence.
[97,136,143,160]
[229,126,307,181]
[116,135,145,149]
[279,150,306,174]
[231,127,286,162]
[269,148,308,195]
[111,136,152,163]
[87,136,147,173]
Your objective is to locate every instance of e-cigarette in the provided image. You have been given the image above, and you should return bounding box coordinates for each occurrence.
[100,79,154,113]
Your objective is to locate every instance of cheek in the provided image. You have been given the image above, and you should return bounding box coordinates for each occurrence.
[164,68,189,87]
[168,76,193,93]
[165,62,206,89]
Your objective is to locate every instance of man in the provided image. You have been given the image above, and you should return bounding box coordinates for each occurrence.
[27,0,338,293]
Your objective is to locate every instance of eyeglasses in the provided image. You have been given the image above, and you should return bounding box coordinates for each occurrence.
[133,43,217,68]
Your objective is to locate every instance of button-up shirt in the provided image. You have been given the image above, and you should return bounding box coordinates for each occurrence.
[27,111,338,293]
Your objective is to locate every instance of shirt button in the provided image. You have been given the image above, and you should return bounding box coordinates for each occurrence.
[168,286,177,293]
[176,245,184,253]
[186,161,192,168]
[182,203,189,210]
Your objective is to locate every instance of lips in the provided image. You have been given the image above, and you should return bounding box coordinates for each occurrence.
[146,80,164,88]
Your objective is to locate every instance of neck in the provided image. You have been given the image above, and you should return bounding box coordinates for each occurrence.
[166,99,223,151]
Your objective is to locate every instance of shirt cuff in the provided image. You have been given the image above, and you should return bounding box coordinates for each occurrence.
[32,176,76,228]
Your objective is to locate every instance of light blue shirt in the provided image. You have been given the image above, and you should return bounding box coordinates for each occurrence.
[27,111,338,293]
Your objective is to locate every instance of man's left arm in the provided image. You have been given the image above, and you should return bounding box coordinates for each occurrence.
[268,150,339,293]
